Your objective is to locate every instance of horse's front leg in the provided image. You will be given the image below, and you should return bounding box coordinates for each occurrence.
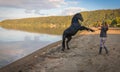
[80,26,95,32]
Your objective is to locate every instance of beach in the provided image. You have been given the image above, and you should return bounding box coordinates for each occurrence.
[0,29,120,72]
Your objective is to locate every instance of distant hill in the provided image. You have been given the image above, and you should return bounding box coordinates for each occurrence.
[81,9,120,27]
[0,9,120,34]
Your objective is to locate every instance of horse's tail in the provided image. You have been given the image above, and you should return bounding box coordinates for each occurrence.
[62,33,66,51]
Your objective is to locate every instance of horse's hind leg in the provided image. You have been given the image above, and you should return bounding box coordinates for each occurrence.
[62,35,66,51]
[66,36,72,50]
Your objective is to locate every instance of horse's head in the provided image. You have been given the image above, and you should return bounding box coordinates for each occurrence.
[75,13,84,22]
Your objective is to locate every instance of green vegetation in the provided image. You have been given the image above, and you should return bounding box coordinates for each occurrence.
[81,9,120,27]
[0,9,120,35]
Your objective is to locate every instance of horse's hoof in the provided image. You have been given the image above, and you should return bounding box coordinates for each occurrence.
[67,48,70,50]
[91,30,95,32]
[61,49,64,51]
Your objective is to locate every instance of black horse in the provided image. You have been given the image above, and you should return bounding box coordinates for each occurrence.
[62,13,94,51]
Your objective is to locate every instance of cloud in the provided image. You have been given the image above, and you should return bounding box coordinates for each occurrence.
[65,0,79,5]
[0,7,43,21]
[0,0,89,21]
[61,7,88,15]
[0,0,66,14]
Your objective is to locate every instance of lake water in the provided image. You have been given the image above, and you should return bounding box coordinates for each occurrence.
[0,27,61,68]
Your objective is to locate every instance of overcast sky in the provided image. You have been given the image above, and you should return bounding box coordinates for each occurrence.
[0,0,120,21]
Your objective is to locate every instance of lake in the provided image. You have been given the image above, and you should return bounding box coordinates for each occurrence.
[0,27,62,68]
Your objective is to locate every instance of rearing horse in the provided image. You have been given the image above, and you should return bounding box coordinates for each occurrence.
[62,13,94,51]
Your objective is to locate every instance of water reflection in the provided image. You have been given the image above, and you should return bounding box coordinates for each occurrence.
[0,27,61,68]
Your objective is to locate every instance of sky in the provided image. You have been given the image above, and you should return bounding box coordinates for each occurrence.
[0,0,120,21]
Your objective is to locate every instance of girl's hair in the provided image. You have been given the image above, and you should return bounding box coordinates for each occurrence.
[104,22,108,27]
[102,21,108,27]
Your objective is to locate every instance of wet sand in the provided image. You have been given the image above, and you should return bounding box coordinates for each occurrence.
[0,29,120,72]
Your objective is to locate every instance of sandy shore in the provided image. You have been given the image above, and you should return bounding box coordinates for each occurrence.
[0,29,120,72]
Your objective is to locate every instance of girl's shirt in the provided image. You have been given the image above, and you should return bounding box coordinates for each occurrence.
[100,26,108,37]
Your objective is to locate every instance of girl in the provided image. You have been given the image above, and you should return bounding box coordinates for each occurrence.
[99,22,109,54]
